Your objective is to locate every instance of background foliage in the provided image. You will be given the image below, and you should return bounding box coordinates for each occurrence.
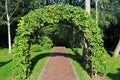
[0,0,120,53]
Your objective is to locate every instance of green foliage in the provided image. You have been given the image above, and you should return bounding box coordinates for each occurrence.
[91,8,117,31]
[31,44,42,52]
[30,36,53,52]
[41,23,79,47]
[39,36,53,50]
[13,37,31,79]
[13,4,107,79]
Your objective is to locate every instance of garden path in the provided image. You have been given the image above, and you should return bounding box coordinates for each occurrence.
[38,46,79,80]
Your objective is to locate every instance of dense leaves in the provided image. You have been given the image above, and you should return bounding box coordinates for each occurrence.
[13,4,107,79]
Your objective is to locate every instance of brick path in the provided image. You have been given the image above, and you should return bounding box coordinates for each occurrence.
[38,47,79,80]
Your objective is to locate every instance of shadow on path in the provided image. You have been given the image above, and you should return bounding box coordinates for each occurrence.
[30,53,50,74]
[107,68,120,80]
[50,52,68,57]
[68,48,87,72]
[0,59,12,67]
[30,49,87,79]
[0,48,89,79]
[30,52,68,74]
[30,48,86,78]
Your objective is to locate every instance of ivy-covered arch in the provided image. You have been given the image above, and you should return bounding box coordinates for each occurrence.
[13,5,106,79]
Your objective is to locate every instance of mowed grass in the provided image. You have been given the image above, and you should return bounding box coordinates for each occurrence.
[106,54,120,80]
[29,49,51,80]
[0,48,120,80]
[67,48,92,80]
[0,48,52,80]
[67,48,120,80]
[0,48,13,80]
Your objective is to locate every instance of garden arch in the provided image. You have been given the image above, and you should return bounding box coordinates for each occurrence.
[13,5,106,79]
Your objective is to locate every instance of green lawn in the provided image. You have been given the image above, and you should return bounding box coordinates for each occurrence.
[0,48,51,80]
[67,48,120,80]
[0,48,12,80]
[29,49,51,80]
[0,48,120,80]
[106,54,120,80]
[67,48,92,80]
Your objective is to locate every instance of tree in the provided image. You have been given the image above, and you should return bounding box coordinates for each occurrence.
[95,0,98,24]
[5,0,11,54]
[113,39,120,58]
[84,0,95,78]
[96,0,120,57]
[84,0,91,57]
[84,0,91,56]
[0,0,39,54]
[0,0,21,54]
[85,0,90,15]
[110,0,120,58]
[5,0,21,54]
[90,0,119,56]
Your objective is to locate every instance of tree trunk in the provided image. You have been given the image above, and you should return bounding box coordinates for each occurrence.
[5,0,12,54]
[85,0,94,77]
[82,32,88,63]
[95,0,98,24]
[7,18,12,54]
[113,39,120,58]
[83,33,88,56]
[73,27,76,42]
[85,0,90,15]
[83,0,91,56]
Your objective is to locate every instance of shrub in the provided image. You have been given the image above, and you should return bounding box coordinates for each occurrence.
[31,44,42,52]
[39,36,53,50]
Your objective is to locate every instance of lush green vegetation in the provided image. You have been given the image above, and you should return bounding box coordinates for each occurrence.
[0,0,120,80]
[0,48,51,80]
[0,48,120,80]
[12,4,107,79]
[67,48,120,80]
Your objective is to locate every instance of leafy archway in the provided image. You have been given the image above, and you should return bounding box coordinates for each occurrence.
[13,4,107,79]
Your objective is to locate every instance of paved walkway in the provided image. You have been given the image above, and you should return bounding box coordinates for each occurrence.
[38,47,79,80]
